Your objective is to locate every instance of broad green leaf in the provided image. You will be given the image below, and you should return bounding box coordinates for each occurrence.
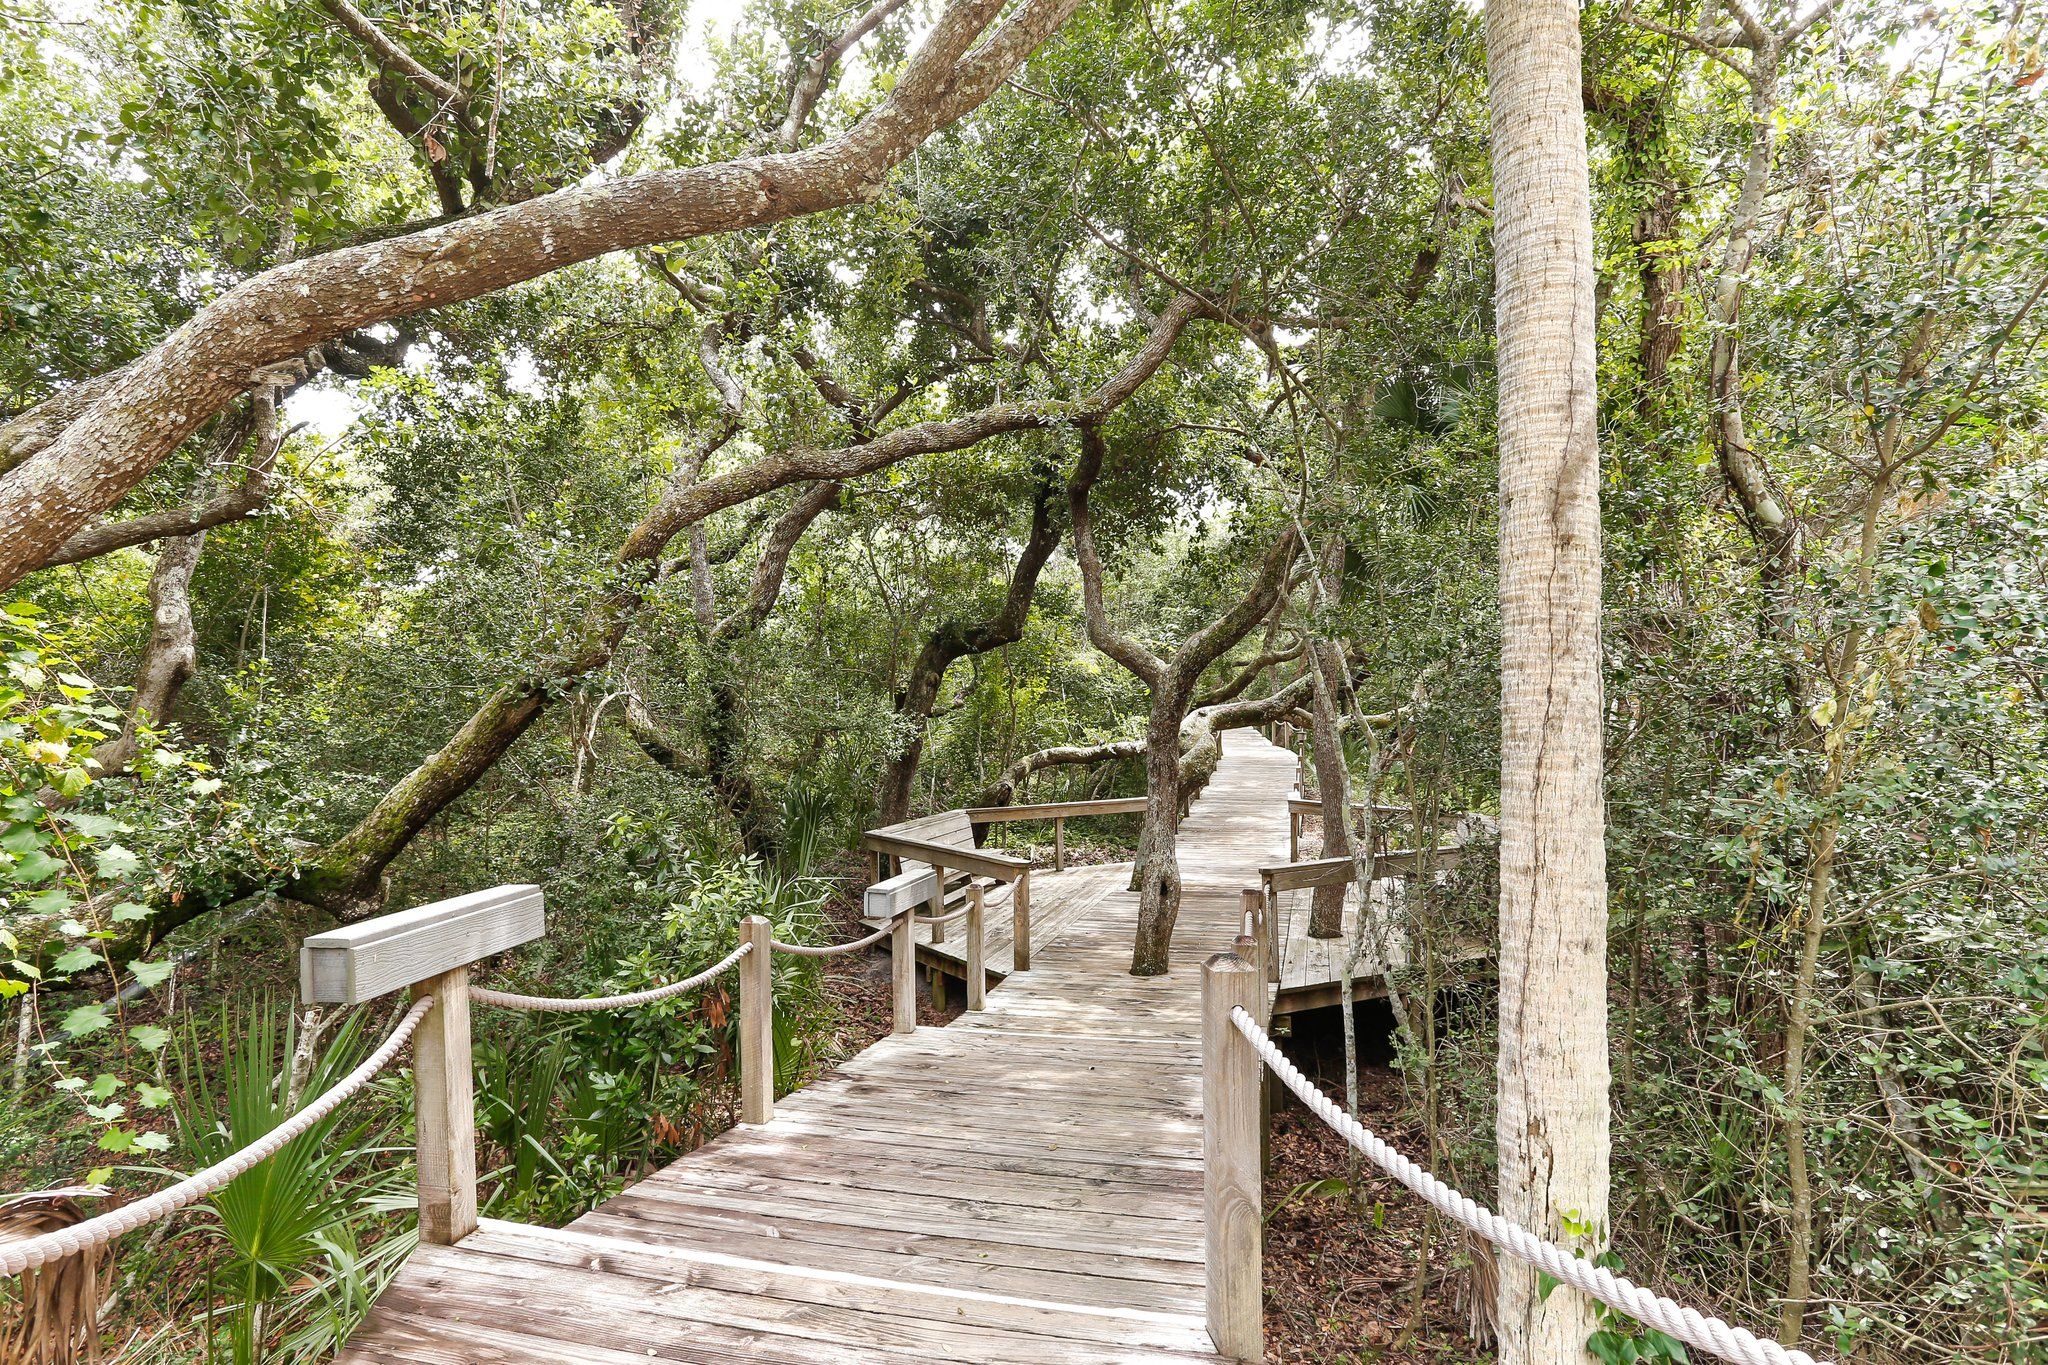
[127,959,174,989]
[59,811,126,839]
[93,844,140,878]
[60,1003,112,1037]
[52,945,98,974]
[127,1024,170,1053]
[12,848,62,883]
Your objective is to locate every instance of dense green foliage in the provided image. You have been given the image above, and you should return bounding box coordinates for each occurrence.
[1,0,2043,1359]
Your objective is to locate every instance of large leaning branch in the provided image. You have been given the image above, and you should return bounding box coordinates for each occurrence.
[876,469,1065,823]
[0,0,1088,589]
[970,675,1312,811]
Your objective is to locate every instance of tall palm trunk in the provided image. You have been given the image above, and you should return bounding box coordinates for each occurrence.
[1485,0,1611,1358]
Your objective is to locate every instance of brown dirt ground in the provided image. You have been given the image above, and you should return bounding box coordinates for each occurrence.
[1262,1019,1491,1365]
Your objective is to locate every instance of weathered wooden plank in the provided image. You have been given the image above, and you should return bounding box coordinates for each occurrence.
[861,830,1028,881]
[301,883,544,1005]
[863,868,938,917]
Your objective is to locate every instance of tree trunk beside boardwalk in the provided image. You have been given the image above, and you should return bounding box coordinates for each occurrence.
[1484,0,1612,1357]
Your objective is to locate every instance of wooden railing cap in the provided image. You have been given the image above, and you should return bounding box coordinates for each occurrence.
[301,884,546,1006]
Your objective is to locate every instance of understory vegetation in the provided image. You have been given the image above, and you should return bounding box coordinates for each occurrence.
[1,0,2043,1360]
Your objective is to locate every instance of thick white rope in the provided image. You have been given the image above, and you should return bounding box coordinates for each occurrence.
[468,942,752,1012]
[771,922,894,957]
[912,902,974,927]
[1230,1007,1827,1365]
[0,995,436,1278]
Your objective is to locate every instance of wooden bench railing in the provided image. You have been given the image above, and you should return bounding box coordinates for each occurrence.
[859,798,1144,971]
[1243,847,1465,987]
[1284,796,1439,861]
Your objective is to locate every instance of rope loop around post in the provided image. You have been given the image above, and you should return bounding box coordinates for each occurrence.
[0,995,437,1278]
[1227,1006,1829,1365]
[468,942,752,1013]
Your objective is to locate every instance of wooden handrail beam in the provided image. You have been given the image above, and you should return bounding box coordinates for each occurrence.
[1259,846,1467,893]
[301,884,545,1006]
[859,830,1030,882]
[962,797,1149,822]
[1284,797,1422,818]
[302,886,548,1249]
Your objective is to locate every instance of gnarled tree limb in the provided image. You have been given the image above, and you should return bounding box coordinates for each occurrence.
[0,0,1088,589]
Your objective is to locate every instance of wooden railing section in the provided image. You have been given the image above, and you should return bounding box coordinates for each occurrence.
[858,797,1145,973]
[964,795,1147,871]
[297,881,974,1248]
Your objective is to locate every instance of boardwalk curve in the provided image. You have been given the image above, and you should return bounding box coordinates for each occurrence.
[338,731,1297,1363]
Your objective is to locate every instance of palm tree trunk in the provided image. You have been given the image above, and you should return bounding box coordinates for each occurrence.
[1485,0,1611,1357]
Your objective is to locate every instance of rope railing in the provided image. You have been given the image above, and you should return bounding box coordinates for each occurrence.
[912,902,974,927]
[0,995,437,1278]
[468,942,753,1013]
[1227,1005,1828,1365]
[771,922,893,957]
[4,888,945,1287]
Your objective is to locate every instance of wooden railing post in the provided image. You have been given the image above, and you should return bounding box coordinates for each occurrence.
[1253,888,1269,982]
[1053,815,1066,872]
[1012,868,1032,971]
[1239,888,1270,1001]
[966,883,986,1011]
[412,967,477,1246]
[739,915,774,1125]
[927,862,946,945]
[1202,952,1263,1362]
[301,886,546,1251]
[892,908,917,1035]
[1288,809,1300,862]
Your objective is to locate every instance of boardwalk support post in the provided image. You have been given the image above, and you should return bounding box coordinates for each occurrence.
[1053,815,1066,871]
[413,966,478,1246]
[1239,888,1271,999]
[739,915,774,1125]
[892,908,917,1035]
[1013,868,1032,971]
[966,883,987,1010]
[1202,952,1264,1362]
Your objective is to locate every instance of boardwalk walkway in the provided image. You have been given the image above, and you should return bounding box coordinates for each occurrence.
[340,731,1298,1363]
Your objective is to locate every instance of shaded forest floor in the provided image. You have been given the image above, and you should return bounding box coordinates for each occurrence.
[1263,1009,1490,1365]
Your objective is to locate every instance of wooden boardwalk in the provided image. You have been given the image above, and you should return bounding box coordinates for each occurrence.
[339,731,1298,1363]
[875,858,1130,984]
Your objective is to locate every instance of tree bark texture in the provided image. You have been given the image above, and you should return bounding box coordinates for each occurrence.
[1486,0,1612,1358]
[1069,429,1300,975]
